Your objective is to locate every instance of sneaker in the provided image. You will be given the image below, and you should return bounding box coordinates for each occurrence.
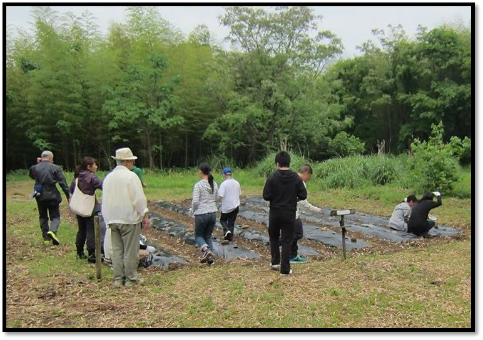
[113,280,124,288]
[280,269,293,276]
[206,251,215,263]
[77,252,87,260]
[290,255,307,263]
[124,278,144,287]
[43,240,51,246]
[224,230,232,241]
[207,258,215,266]
[200,250,210,263]
[47,231,60,245]
[87,254,104,263]
[270,264,281,271]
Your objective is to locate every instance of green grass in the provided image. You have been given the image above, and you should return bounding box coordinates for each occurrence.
[5,167,472,328]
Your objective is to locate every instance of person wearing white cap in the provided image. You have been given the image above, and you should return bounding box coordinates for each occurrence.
[101,148,151,287]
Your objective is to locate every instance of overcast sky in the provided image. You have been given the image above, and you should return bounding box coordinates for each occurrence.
[5,5,472,57]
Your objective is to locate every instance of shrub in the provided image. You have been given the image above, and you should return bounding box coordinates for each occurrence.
[449,136,472,165]
[327,131,365,157]
[408,121,459,194]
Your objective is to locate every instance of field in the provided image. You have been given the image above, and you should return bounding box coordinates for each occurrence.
[5,167,472,328]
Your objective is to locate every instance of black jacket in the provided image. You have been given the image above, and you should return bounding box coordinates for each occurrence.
[29,161,70,204]
[407,195,442,231]
[263,169,307,211]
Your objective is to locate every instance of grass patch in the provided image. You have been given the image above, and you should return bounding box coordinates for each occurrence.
[5,171,472,328]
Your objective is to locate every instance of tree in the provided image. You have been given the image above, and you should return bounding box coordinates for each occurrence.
[204,6,343,164]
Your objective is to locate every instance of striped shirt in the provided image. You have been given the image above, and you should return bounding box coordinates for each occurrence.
[191,179,218,215]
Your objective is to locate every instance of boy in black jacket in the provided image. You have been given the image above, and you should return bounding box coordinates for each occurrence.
[263,151,307,275]
[407,191,442,237]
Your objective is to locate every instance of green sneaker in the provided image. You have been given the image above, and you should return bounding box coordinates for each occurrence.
[290,255,307,263]
[47,231,60,245]
[43,240,51,246]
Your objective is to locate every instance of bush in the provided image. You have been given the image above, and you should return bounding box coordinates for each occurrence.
[327,131,365,157]
[255,152,309,177]
[449,136,472,165]
[408,121,459,194]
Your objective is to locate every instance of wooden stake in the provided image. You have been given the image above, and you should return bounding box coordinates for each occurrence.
[94,215,102,280]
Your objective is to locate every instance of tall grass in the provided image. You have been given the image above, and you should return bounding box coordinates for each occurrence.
[312,155,404,189]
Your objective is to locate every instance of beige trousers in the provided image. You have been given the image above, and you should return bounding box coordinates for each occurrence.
[109,223,141,282]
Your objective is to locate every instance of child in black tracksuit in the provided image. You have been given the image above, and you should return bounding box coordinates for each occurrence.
[263,152,307,275]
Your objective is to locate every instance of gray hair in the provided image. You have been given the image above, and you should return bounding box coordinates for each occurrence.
[41,151,53,160]
[116,160,128,166]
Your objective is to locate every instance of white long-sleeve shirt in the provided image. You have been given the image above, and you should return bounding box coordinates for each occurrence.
[101,165,148,225]
[296,181,321,219]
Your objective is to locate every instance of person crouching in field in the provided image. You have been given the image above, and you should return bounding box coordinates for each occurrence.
[291,164,322,264]
[407,191,442,237]
[388,195,417,232]
[190,162,218,265]
[263,151,307,275]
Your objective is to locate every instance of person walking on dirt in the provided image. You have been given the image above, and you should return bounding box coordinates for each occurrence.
[29,151,71,246]
[263,151,307,275]
[219,167,242,243]
[189,162,218,265]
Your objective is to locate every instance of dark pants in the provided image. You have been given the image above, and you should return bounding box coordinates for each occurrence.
[194,212,217,252]
[220,206,239,241]
[76,215,95,255]
[268,208,295,274]
[37,201,60,240]
[408,219,435,236]
[291,218,304,258]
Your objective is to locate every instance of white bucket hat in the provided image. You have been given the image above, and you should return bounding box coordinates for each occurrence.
[111,147,138,160]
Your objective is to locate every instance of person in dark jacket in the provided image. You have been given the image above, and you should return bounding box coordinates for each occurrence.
[70,157,103,262]
[263,151,307,275]
[29,151,71,245]
[407,191,442,237]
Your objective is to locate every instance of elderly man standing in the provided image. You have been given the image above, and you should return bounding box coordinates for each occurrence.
[29,151,71,246]
[102,148,151,287]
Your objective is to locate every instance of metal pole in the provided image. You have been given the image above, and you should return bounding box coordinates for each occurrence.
[94,215,102,280]
[340,215,346,260]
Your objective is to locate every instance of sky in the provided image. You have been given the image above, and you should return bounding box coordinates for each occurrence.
[5,5,472,58]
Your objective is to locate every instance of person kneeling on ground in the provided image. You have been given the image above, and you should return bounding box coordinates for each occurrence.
[388,194,417,232]
[407,191,442,237]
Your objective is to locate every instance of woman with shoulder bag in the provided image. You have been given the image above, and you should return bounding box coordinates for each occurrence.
[69,157,103,262]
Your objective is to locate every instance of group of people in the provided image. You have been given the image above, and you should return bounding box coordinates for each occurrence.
[389,191,443,237]
[29,148,443,286]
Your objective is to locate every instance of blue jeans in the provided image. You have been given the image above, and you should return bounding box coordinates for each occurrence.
[194,212,216,252]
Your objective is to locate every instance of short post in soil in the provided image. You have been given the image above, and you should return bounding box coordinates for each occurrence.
[330,209,355,260]
[94,215,102,280]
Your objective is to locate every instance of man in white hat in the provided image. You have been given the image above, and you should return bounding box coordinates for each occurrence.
[102,148,151,287]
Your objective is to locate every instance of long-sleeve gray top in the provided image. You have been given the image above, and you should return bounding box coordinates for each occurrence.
[191,179,218,215]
